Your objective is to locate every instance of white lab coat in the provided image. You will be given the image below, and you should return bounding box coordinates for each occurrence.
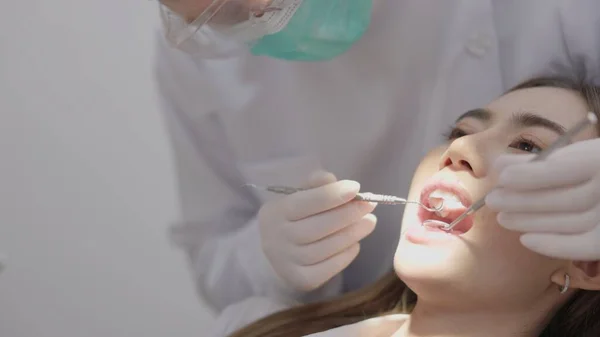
[154,0,600,314]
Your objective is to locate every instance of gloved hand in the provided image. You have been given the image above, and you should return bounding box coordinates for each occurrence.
[486,138,600,261]
[258,171,377,292]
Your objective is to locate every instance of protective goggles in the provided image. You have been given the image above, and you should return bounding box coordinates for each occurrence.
[158,0,300,58]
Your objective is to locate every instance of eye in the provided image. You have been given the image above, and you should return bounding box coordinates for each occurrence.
[443,126,469,141]
[510,137,542,154]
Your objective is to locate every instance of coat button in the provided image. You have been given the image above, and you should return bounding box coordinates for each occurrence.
[465,32,493,58]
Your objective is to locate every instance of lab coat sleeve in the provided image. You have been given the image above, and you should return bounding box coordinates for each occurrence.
[210,297,294,337]
[152,32,343,312]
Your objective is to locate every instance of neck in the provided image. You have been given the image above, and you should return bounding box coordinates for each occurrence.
[393,300,545,337]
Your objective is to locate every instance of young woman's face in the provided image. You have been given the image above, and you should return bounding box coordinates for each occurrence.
[394,86,597,310]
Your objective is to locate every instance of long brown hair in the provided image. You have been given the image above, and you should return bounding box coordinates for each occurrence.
[228,76,600,337]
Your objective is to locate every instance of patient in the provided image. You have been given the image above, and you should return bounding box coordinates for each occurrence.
[216,76,600,337]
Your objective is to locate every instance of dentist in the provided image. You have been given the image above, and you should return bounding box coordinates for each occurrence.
[153,0,600,313]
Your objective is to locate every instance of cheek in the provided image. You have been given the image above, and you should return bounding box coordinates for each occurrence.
[167,0,215,22]
[469,209,560,290]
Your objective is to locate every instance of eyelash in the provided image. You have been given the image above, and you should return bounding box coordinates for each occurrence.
[442,126,543,154]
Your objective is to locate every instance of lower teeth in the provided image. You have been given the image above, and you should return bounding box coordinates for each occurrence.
[423,219,449,229]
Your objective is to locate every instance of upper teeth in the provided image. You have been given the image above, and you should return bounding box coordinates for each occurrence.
[428,190,465,217]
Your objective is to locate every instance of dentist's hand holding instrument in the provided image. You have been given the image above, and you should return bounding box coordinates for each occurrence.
[255,171,378,292]
[425,111,600,260]
[487,115,600,261]
[251,176,445,293]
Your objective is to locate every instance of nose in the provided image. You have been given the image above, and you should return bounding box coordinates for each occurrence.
[439,136,488,178]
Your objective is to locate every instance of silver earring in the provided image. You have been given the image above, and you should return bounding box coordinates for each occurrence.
[559,274,570,294]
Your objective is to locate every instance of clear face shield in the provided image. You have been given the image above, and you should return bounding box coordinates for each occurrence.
[159,0,301,59]
[159,0,373,61]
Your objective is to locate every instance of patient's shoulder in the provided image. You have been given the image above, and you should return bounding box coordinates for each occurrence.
[210,296,295,337]
[210,297,409,337]
[305,313,409,337]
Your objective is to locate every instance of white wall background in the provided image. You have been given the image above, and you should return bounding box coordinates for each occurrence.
[0,1,215,336]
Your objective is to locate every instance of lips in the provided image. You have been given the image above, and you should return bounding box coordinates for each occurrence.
[418,178,475,234]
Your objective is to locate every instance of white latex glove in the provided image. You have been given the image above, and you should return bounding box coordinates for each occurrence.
[486,138,600,261]
[258,171,377,292]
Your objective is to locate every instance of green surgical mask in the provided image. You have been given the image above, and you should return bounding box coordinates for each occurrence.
[250,0,373,61]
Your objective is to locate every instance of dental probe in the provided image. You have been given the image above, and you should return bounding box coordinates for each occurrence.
[245,184,444,212]
[425,111,598,231]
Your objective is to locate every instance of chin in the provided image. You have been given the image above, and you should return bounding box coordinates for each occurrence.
[394,208,471,291]
[394,236,457,280]
[393,241,476,305]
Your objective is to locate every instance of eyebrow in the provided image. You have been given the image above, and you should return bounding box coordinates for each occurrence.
[455,108,492,123]
[455,108,567,135]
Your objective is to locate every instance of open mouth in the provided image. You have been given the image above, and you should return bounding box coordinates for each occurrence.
[418,179,475,235]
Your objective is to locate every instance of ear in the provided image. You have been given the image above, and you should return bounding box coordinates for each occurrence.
[552,261,600,291]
